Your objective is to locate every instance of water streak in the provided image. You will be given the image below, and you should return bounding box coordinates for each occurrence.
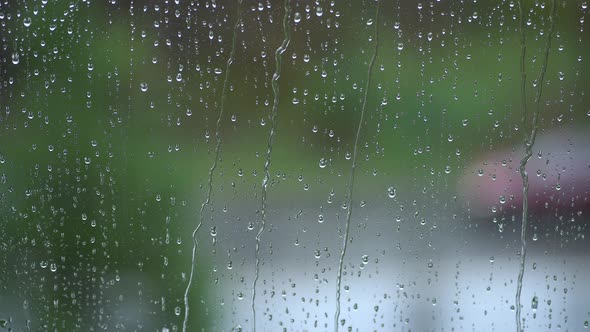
[515,1,556,331]
[251,0,291,330]
[182,2,242,331]
[334,2,380,331]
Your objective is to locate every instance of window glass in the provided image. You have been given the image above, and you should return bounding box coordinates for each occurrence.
[0,0,588,331]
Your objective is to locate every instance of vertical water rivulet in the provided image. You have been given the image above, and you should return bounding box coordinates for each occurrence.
[334,2,380,331]
[252,0,291,330]
[515,1,556,331]
[182,2,243,331]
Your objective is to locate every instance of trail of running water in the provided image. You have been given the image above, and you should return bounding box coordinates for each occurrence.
[334,2,380,331]
[251,0,291,330]
[515,1,556,331]
[182,2,242,331]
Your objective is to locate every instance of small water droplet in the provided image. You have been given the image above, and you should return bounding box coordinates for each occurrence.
[315,6,323,17]
[387,186,396,198]
[361,255,369,264]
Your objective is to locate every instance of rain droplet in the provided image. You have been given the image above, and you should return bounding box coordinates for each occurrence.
[361,255,369,264]
[140,82,148,92]
[315,6,323,17]
[387,186,396,198]
[11,53,19,65]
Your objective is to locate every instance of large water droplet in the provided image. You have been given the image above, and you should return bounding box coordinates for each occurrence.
[387,186,396,198]
[11,53,19,65]
[315,6,323,17]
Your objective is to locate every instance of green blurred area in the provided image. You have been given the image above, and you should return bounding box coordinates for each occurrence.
[0,0,587,330]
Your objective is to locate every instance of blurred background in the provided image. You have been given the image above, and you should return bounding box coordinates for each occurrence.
[0,0,588,331]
